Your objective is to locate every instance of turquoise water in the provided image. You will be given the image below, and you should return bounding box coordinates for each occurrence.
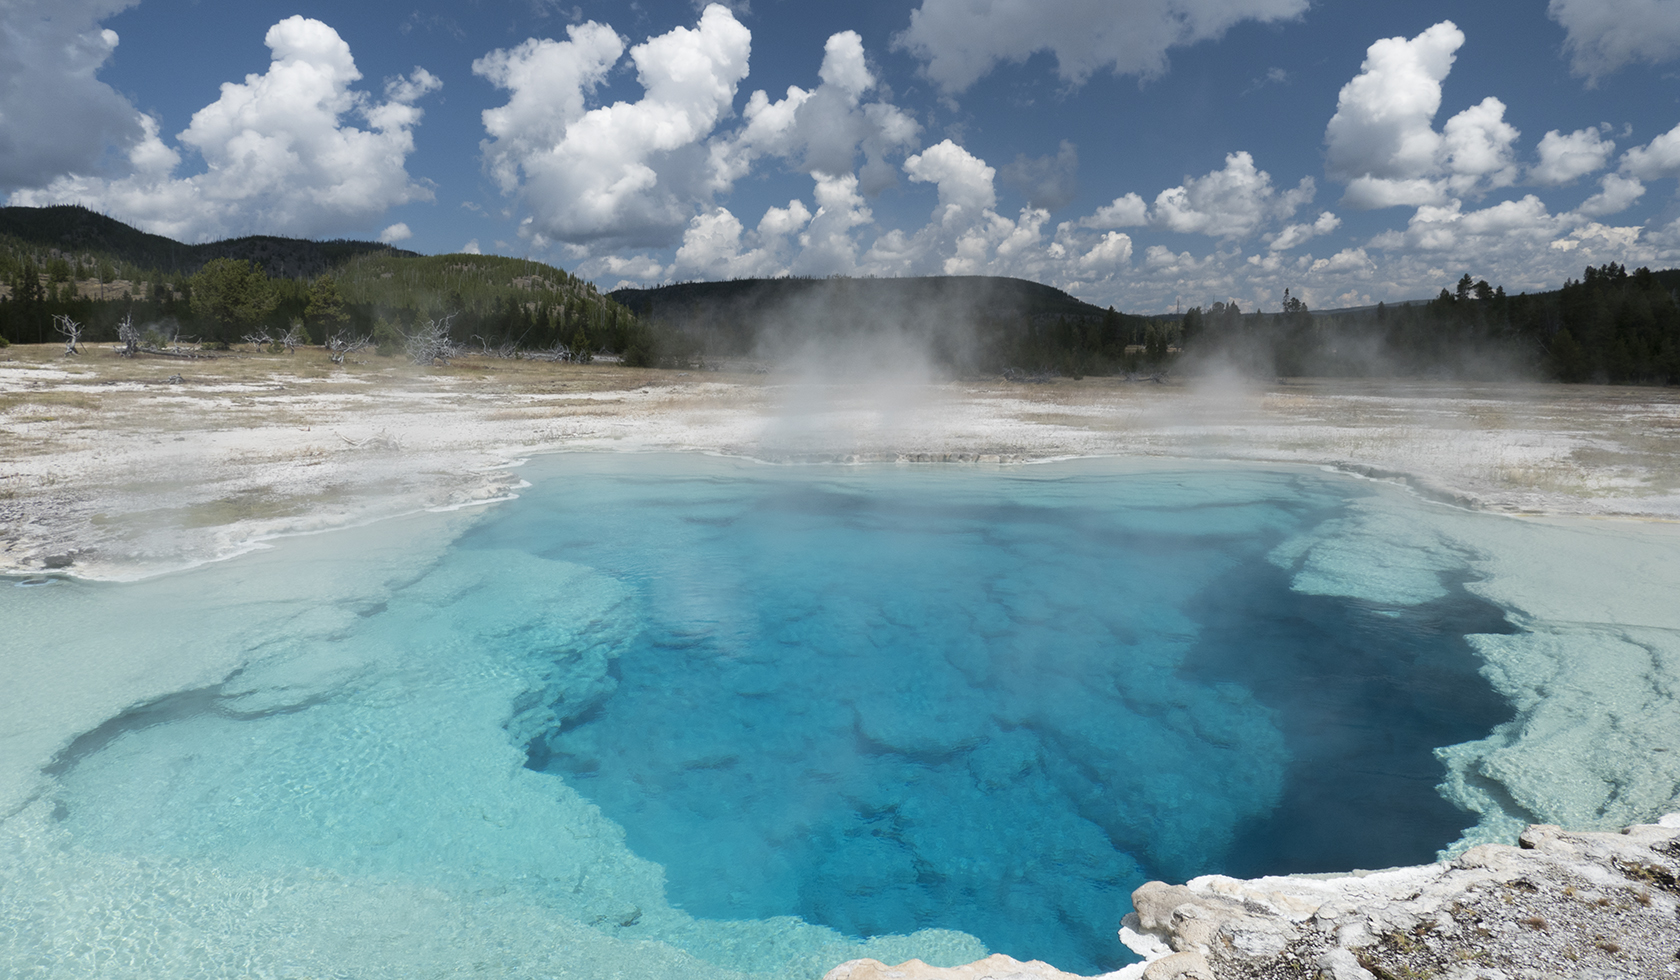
[3,455,1516,977]
[483,456,1511,973]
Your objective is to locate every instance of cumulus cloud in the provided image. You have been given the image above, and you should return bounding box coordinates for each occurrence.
[1384,195,1571,255]
[668,199,812,279]
[1148,152,1314,240]
[1550,0,1680,84]
[1325,22,1462,184]
[1309,247,1375,275]
[1269,211,1341,251]
[541,9,1660,316]
[379,223,414,243]
[1621,121,1680,180]
[1142,244,1205,275]
[1439,97,1520,192]
[1079,193,1149,229]
[0,0,146,192]
[1576,173,1646,216]
[1531,127,1616,185]
[475,4,752,248]
[894,0,1309,92]
[906,139,998,219]
[1076,231,1134,271]
[1325,22,1519,208]
[718,29,921,195]
[817,140,1064,281]
[9,16,440,242]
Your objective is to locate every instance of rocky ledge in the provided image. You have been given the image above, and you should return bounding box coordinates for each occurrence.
[824,815,1680,980]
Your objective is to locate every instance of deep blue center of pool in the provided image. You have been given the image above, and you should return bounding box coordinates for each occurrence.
[465,457,1513,975]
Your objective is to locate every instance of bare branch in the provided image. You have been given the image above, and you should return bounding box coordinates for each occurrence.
[326,332,372,365]
[242,328,273,352]
[279,322,307,354]
[471,334,519,359]
[402,314,460,366]
[52,314,83,355]
[522,339,575,363]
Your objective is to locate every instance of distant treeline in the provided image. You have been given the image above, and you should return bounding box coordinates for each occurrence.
[607,266,1680,383]
[1179,265,1680,384]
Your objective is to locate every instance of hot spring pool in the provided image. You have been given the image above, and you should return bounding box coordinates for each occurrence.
[4,454,1679,978]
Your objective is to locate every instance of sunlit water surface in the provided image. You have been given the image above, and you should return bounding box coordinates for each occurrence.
[3,455,1521,977]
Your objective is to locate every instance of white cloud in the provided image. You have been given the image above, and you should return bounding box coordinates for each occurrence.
[1576,173,1646,216]
[1621,121,1680,180]
[537,10,1663,314]
[1325,22,1462,184]
[1325,23,1524,209]
[1148,152,1313,240]
[1143,245,1204,274]
[1440,97,1519,192]
[905,139,998,219]
[1309,247,1374,274]
[1531,127,1615,185]
[875,140,1007,276]
[461,239,483,255]
[1458,195,1562,238]
[1077,231,1134,271]
[9,17,439,242]
[1339,177,1450,210]
[793,173,876,275]
[473,23,625,194]
[1269,211,1341,251]
[0,0,146,192]
[589,252,669,282]
[1550,0,1680,84]
[668,199,813,279]
[379,223,413,243]
[1079,193,1149,229]
[719,30,921,195]
[894,0,1308,92]
[1387,195,1576,257]
[475,4,752,247]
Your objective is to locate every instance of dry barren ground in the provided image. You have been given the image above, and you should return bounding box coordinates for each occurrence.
[4,341,1680,578]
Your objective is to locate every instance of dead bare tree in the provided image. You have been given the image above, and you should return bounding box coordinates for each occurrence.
[156,322,192,353]
[523,339,574,362]
[117,314,140,358]
[403,314,460,366]
[278,322,307,354]
[326,331,372,365]
[52,314,83,355]
[242,328,274,352]
[471,334,520,359]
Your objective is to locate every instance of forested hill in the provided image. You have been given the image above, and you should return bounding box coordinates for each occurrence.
[0,205,412,279]
[0,206,636,353]
[611,275,1107,326]
[608,275,1134,367]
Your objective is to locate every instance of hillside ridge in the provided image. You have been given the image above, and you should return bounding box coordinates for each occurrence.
[0,205,416,279]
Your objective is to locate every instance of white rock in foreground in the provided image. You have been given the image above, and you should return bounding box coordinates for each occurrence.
[830,814,1680,980]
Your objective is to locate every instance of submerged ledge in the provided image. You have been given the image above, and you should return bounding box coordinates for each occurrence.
[828,813,1680,980]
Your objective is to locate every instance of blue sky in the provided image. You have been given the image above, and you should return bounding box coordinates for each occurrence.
[5,0,1680,312]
